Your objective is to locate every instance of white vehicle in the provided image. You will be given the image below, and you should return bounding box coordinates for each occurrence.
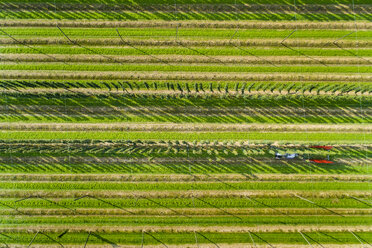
[285,153,298,159]
[275,152,298,159]
[275,152,283,159]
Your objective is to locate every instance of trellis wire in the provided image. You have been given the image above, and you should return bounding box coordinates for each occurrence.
[116,28,172,66]
[27,231,64,248]
[74,195,135,215]
[143,231,168,248]
[294,194,344,217]
[27,231,39,248]
[228,0,278,68]
[248,231,257,248]
[299,231,314,248]
[0,28,67,65]
[15,195,75,212]
[57,25,122,64]
[349,231,370,247]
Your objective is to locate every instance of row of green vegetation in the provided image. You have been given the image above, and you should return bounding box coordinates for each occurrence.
[1,11,370,21]
[1,181,370,191]
[2,92,369,108]
[3,46,371,56]
[1,91,369,124]
[1,215,371,226]
[2,140,369,158]
[1,131,370,143]
[3,80,371,95]
[3,27,371,39]
[3,63,371,74]
[3,113,368,124]
[0,197,369,208]
[0,231,370,245]
[1,161,369,174]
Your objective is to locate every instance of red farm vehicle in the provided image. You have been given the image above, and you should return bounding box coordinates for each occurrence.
[309,145,334,164]
[310,159,334,164]
[310,145,333,150]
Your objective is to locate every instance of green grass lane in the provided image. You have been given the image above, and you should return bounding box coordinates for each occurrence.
[1,231,371,245]
[3,46,372,57]
[2,27,371,39]
[0,162,369,174]
[2,114,369,125]
[2,63,371,74]
[1,11,370,21]
[0,197,369,209]
[0,131,370,143]
[1,215,370,226]
[1,181,370,191]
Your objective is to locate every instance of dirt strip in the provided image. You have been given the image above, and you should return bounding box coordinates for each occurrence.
[3,54,371,65]
[1,37,369,48]
[3,105,370,116]
[0,173,370,182]
[1,19,371,30]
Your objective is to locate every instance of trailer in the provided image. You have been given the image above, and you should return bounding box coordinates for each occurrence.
[310,145,333,150]
[310,159,334,164]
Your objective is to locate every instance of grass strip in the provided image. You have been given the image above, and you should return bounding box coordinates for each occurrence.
[0,131,369,143]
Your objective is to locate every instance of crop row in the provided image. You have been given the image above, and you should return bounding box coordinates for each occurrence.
[3,54,372,66]
[2,20,372,30]
[1,10,370,21]
[2,104,369,124]
[1,90,369,108]
[2,112,369,125]
[0,181,369,191]
[1,215,370,227]
[2,160,369,174]
[3,80,371,95]
[3,2,370,13]
[0,197,369,209]
[5,37,368,49]
[3,46,371,57]
[1,122,371,133]
[3,27,371,40]
[1,141,369,159]
[3,63,372,74]
[0,231,370,245]
[0,131,370,143]
[1,207,370,216]
[1,173,369,182]
[2,0,371,5]
[3,70,370,83]
[4,188,370,199]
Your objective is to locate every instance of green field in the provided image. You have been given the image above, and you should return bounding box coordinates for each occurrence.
[0,0,371,247]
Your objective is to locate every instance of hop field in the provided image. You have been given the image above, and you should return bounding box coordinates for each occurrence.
[0,0,371,247]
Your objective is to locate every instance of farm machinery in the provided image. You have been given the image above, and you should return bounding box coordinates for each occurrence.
[275,145,334,164]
